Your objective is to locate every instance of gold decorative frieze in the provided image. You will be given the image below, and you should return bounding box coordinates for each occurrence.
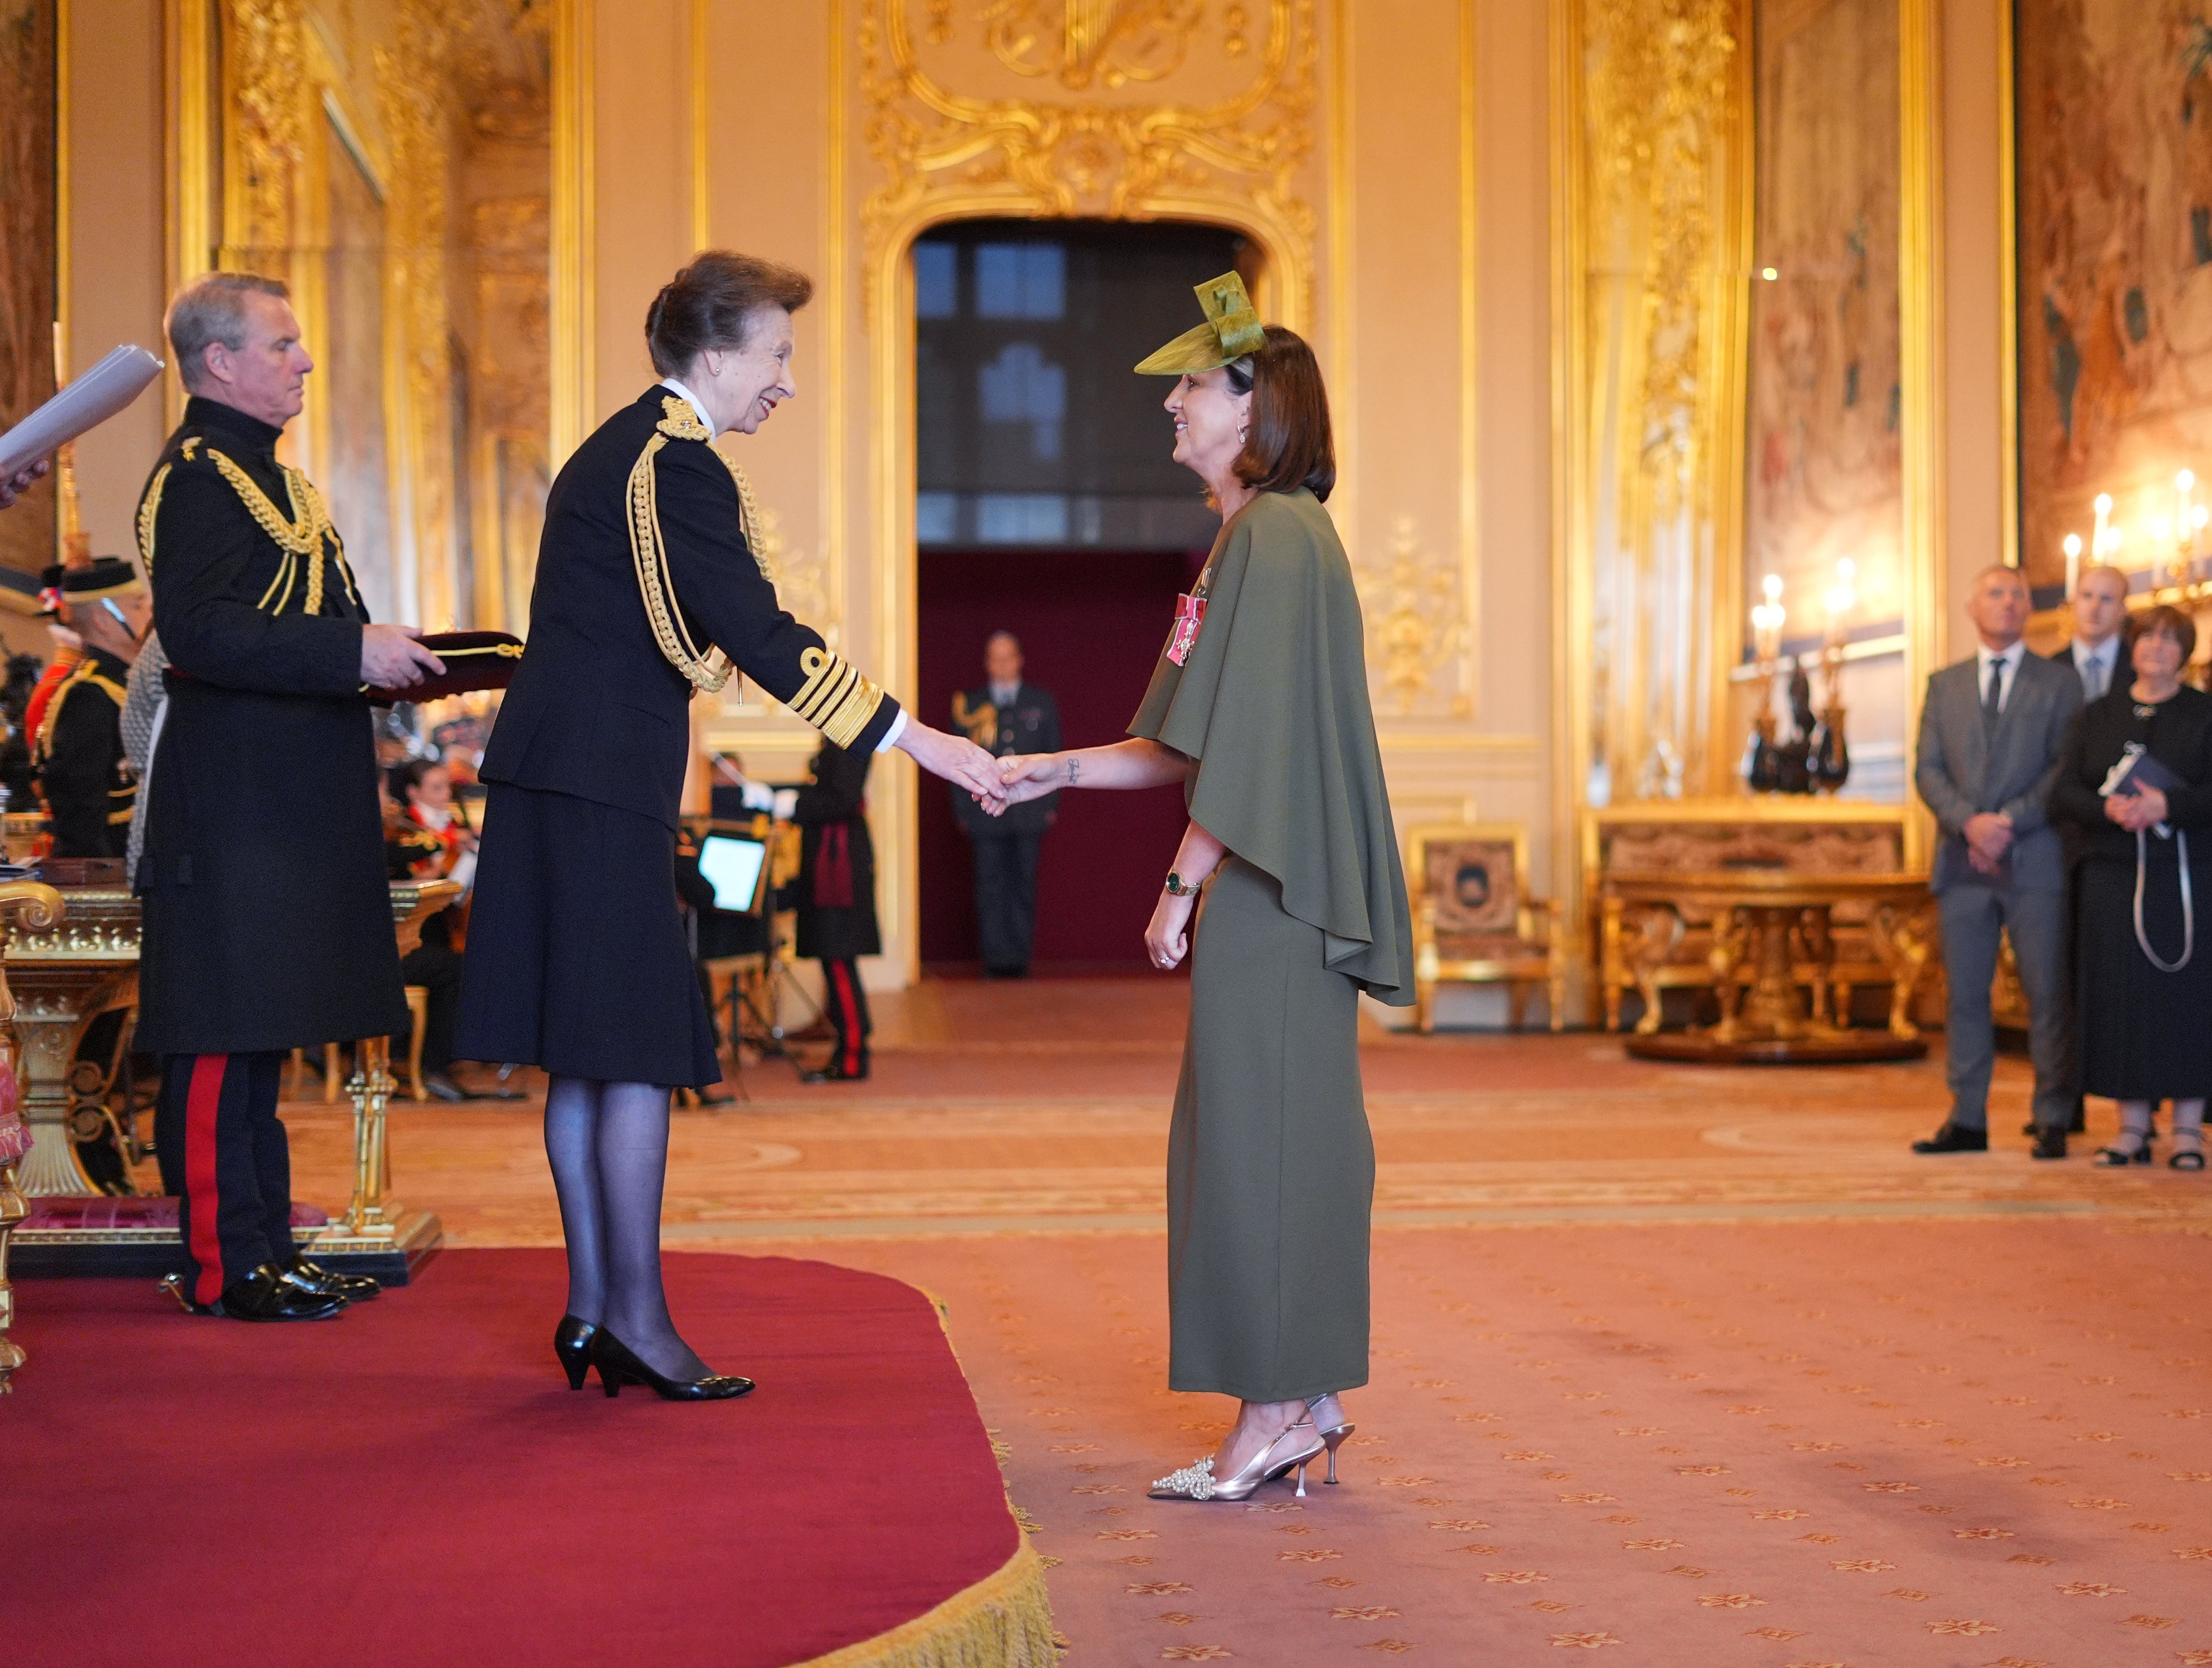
[859,0,1317,312]
[1355,515,1466,718]
[981,0,1203,88]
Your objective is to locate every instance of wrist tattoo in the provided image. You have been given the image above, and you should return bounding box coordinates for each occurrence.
[1066,757,1081,786]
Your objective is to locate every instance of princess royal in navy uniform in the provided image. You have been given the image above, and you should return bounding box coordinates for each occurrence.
[458,252,1004,1401]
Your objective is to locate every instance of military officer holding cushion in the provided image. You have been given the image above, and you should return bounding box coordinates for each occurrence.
[137,272,444,1322]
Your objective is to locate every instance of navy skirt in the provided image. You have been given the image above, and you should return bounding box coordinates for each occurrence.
[456,782,720,1088]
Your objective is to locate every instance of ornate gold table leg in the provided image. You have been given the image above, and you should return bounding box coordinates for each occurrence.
[0,881,65,1391]
[297,1036,440,1273]
[339,1039,396,1235]
[1868,900,1932,1040]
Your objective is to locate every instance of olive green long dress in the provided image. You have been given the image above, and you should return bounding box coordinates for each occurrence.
[1130,487,1414,1402]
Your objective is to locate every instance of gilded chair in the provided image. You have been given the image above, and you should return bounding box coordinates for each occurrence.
[1407,823,1566,1034]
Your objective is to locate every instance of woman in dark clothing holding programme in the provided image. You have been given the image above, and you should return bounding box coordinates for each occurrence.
[2052,604,2212,1169]
[1002,274,1415,1501]
[459,253,1003,1399]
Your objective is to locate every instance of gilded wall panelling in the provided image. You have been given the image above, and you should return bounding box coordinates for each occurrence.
[1357,514,1466,719]
[549,0,593,466]
[1896,0,1943,867]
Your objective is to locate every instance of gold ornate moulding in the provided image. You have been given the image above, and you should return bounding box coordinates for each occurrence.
[861,0,1318,311]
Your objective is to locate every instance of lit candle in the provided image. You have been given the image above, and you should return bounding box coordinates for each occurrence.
[1752,573,1785,663]
[2094,493,2113,557]
[2064,532,2083,598]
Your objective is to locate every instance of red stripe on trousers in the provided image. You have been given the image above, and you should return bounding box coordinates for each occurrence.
[829,963,862,1074]
[185,1054,231,1306]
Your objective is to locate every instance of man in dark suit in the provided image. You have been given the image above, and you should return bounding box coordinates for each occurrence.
[1913,563,2084,1159]
[951,631,1061,977]
[2033,562,2130,1136]
[137,272,442,1320]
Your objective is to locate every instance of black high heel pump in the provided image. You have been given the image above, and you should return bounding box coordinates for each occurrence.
[590,1328,755,1401]
[554,1315,598,1390]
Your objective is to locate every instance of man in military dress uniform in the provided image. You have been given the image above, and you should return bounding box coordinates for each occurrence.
[136,272,444,1321]
[794,739,881,1083]
[36,558,150,859]
[950,631,1060,977]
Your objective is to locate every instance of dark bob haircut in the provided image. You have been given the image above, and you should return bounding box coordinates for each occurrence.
[646,251,813,378]
[2132,603,2198,667]
[1222,324,1336,503]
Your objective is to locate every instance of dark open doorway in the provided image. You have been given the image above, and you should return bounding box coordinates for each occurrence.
[915,219,1250,973]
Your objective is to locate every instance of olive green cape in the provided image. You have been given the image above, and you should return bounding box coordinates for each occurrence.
[1130,488,1415,1003]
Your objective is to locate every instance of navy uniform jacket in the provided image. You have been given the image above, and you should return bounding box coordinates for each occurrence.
[482,387,900,828]
[37,645,135,860]
[950,681,1060,838]
[132,396,407,1055]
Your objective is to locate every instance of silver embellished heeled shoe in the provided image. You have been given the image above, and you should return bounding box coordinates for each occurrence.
[1149,1416,1326,1502]
[1306,1397,1356,1486]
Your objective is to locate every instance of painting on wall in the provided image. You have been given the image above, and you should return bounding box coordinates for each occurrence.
[1743,0,1903,655]
[0,0,57,582]
[2015,0,2212,594]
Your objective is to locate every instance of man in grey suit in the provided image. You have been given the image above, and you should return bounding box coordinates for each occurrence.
[1913,563,2084,1159]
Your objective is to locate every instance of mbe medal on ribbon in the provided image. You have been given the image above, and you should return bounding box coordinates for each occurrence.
[1167,593,1207,666]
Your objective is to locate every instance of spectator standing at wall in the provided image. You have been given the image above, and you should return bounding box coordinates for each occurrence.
[1911,564,2083,1159]
[950,631,1061,977]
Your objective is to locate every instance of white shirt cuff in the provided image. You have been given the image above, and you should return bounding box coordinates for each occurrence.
[875,709,909,753]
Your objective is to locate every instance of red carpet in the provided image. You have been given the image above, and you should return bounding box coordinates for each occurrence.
[12,1251,1043,1666]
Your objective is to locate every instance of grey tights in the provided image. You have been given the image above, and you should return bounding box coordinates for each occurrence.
[2114,1098,2206,1157]
[544,1075,709,1381]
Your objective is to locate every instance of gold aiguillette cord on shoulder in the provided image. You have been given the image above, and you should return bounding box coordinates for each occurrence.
[628,397,737,694]
[139,437,361,619]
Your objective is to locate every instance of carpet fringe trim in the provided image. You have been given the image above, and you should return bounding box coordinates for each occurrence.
[792,1538,1056,1668]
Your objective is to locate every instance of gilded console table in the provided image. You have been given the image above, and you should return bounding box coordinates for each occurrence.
[1603,870,1934,1064]
[8,885,142,1197]
[0,880,66,1393]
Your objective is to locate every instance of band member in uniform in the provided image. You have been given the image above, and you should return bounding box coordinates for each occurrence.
[37,558,150,859]
[386,759,473,1102]
[794,739,879,1083]
[457,251,1004,1400]
[137,271,445,1322]
[950,631,1060,978]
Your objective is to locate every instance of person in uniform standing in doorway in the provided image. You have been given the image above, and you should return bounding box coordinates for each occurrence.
[951,631,1060,977]
[795,738,881,1083]
[136,271,445,1322]
[37,559,150,860]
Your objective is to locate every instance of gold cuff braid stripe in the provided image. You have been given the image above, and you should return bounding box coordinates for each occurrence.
[790,646,886,750]
[627,422,735,693]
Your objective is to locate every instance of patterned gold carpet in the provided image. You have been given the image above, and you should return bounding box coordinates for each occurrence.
[273,979,2212,1662]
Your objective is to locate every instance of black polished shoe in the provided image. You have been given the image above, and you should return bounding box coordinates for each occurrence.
[1912,1123,1989,1154]
[590,1328,754,1401]
[281,1255,381,1303]
[2024,1105,2090,1137]
[801,1057,870,1085]
[2030,1127,2069,1160]
[554,1314,599,1390]
[160,1261,347,1321]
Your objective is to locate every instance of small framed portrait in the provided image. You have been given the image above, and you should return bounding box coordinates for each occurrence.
[1416,830,1522,936]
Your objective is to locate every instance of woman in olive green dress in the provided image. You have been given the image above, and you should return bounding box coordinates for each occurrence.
[1002,274,1414,1503]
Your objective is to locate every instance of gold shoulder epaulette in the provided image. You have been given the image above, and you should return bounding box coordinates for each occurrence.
[789,646,886,750]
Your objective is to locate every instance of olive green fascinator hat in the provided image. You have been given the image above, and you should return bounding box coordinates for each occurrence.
[1134,270,1267,375]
